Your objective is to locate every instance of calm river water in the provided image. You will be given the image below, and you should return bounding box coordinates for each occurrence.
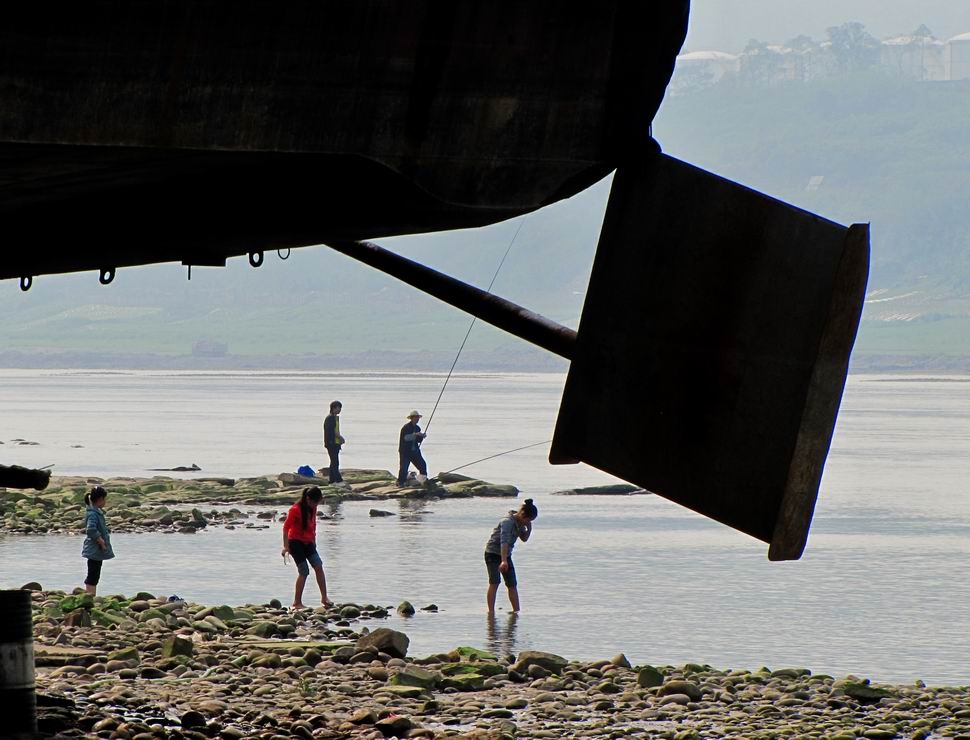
[1,370,969,685]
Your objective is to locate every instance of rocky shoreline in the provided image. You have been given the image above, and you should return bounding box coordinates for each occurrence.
[0,471,519,535]
[20,587,970,739]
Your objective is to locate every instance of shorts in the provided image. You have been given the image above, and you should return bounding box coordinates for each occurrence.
[84,558,103,586]
[289,540,323,577]
[485,551,517,588]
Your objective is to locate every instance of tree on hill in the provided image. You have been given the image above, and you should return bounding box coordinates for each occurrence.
[826,22,881,74]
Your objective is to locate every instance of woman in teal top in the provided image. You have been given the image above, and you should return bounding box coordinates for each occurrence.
[81,486,114,595]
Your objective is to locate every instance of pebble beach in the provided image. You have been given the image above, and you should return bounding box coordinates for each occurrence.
[23,587,970,739]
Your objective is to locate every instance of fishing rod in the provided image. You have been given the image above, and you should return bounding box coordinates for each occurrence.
[428,440,551,483]
[422,218,526,435]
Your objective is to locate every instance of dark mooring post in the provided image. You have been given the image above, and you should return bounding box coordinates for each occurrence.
[0,590,36,738]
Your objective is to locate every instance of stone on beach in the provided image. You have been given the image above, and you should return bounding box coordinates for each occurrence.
[356,627,410,658]
[22,589,970,739]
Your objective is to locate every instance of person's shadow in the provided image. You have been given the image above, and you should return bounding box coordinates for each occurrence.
[486,612,519,660]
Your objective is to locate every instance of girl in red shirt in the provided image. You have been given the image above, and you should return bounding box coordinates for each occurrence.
[281,486,333,608]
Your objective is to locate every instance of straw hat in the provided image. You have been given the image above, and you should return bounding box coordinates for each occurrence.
[407,410,422,418]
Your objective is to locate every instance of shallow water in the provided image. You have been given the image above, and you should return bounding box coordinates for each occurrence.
[2,370,969,685]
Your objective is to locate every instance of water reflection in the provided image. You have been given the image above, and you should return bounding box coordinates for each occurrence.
[485,612,519,659]
[397,496,431,523]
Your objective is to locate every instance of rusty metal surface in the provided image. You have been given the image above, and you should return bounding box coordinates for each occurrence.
[0,2,688,282]
[550,153,869,560]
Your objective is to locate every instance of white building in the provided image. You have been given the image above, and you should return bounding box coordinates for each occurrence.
[945,32,970,80]
[881,35,945,81]
[669,50,740,93]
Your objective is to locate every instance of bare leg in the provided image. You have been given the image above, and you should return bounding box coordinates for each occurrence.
[507,586,520,612]
[312,563,331,605]
[293,573,308,607]
[487,583,499,614]
[84,584,97,595]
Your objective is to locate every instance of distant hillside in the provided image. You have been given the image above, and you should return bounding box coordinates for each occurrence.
[0,178,610,370]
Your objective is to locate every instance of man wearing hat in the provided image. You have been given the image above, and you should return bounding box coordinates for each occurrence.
[397,410,428,487]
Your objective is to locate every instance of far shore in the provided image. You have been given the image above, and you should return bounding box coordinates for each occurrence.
[1,351,968,373]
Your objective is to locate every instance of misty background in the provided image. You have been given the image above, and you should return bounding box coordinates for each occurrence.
[2,1,968,371]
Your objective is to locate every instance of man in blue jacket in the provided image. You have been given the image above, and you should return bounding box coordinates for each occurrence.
[397,410,428,486]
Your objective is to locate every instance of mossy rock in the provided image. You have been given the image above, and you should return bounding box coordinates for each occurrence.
[440,662,505,677]
[161,635,194,658]
[637,665,664,688]
[253,653,282,668]
[440,673,487,691]
[59,594,94,612]
[138,608,169,623]
[835,679,893,703]
[245,621,278,638]
[108,646,140,663]
[210,605,235,621]
[454,646,497,661]
[382,685,429,699]
[390,666,438,689]
[91,609,135,628]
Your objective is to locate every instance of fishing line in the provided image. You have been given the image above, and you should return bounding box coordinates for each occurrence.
[431,439,551,481]
[423,218,526,434]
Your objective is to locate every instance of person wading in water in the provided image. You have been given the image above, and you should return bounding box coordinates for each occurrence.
[281,486,334,609]
[484,498,538,614]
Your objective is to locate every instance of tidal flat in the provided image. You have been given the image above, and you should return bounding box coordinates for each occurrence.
[0,471,520,535]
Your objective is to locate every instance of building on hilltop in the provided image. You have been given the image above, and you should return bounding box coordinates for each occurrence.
[670,25,970,90]
[881,34,945,81]
[668,50,740,94]
[945,32,970,80]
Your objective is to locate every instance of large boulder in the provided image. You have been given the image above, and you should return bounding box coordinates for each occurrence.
[637,665,664,688]
[659,679,701,701]
[161,635,194,658]
[390,666,438,690]
[356,628,409,659]
[64,608,91,628]
[510,650,568,676]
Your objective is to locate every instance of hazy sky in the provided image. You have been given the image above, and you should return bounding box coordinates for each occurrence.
[685,0,970,52]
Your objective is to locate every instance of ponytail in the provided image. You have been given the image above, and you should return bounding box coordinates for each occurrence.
[299,486,323,529]
[521,498,538,520]
[86,486,107,507]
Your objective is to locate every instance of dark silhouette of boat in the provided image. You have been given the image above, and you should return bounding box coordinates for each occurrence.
[0,1,868,561]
